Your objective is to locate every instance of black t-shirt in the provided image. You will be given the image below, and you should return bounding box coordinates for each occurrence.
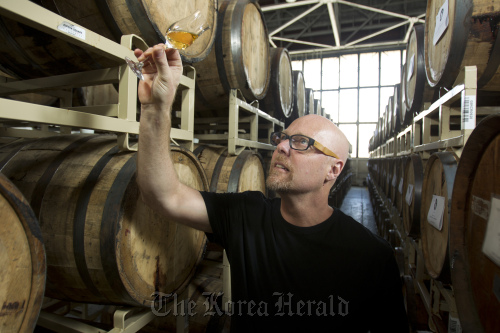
[201,191,409,333]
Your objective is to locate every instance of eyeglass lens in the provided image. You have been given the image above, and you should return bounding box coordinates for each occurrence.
[271,132,310,151]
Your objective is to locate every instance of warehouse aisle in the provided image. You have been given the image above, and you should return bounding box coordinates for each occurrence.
[340,186,378,235]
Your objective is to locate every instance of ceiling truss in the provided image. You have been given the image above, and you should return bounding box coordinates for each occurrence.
[260,0,427,56]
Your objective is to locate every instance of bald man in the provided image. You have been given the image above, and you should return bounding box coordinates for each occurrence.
[136,45,409,333]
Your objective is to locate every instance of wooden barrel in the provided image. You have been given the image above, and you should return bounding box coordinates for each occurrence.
[399,63,409,127]
[369,159,379,188]
[379,158,387,196]
[425,0,500,90]
[395,156,409,216]
[0,173,46,332]
[0,134,208,307]
[287,70,306,126]
[194,145,266,194]
[38,0,218,64]
[403,275,431,331]
[375,158,384,189]
[402,154,425,238]
[367,159,377,187]
[382,158,393,197]
[374,159,382,187]
[386,158,395,200]
[375,117,383,147]
[450,113,500,333]
[390,157,402,206]
[392,84,402,134]
[371,129,376,152]
[8,93,59,108]
[420,151,459,281]
[141,254,225,333]
[368,135,374,153]
[313,99,321,115]
[381,107,388,142]
[192,0,270,113]
[381,159,389,192]
[304,88,315,115]
[405,25,436,120]
[386,97,394,139]
[260,48,293,121]
[75,84,119,106]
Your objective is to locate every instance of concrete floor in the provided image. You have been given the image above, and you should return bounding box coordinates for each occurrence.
[340,186,378,236]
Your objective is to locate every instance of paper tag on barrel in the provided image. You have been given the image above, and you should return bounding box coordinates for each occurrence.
[482,195,500,267]
[461,93,476,130]
[433,0,449,45]
[405,184,414,206]
[448,315,463,333]
[427,195,445,231]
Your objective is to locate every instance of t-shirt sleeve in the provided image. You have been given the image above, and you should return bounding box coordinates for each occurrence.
[200,191,232,248]
[200,191,265,249]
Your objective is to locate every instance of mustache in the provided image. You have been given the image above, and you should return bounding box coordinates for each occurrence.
[271,156,292,171]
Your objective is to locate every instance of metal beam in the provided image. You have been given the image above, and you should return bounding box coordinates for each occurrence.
[345,19,409,47]
[269,2,323,37]
[327,3,340,46]
[337,0,419,21]
[287,40,406,56]
[261,0,319,12]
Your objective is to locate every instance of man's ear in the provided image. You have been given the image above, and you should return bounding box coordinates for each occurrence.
[326,160,344,182]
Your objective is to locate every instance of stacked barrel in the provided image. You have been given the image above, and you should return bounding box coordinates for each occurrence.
[368,0,500,332]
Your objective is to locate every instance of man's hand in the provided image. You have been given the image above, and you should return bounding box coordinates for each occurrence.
[134,44,183,108]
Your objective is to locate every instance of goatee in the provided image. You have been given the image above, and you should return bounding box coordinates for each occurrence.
[266,169,292,193]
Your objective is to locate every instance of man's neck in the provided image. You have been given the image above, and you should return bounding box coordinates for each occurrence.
[279,193,334,227]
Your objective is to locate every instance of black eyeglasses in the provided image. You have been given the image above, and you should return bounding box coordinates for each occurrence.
[270,132,339,159]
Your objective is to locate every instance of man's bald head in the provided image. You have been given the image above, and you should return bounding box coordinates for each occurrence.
[287,114,350,165]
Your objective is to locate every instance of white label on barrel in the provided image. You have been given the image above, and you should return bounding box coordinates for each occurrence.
[482,195,500,267]
[427,195,445,231]
[433,0,449,45]
[405,184,414,206]
[472,195,490,220]
[398,177,404,194]
[407,55,415,82]
[392,173,397,187]
[461,93,476,130]
[58,22,86,40]
[448,315,463,333]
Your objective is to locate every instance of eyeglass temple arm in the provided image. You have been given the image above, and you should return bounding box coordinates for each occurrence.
[313,141,340,159]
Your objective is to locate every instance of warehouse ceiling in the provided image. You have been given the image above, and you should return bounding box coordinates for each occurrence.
[258,0,427,57]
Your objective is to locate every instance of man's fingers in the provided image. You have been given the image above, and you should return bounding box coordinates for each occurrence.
[133,48,143,58]
[151,45,171,77]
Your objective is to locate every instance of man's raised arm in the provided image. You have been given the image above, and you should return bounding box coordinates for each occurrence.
[135,44,212,233]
